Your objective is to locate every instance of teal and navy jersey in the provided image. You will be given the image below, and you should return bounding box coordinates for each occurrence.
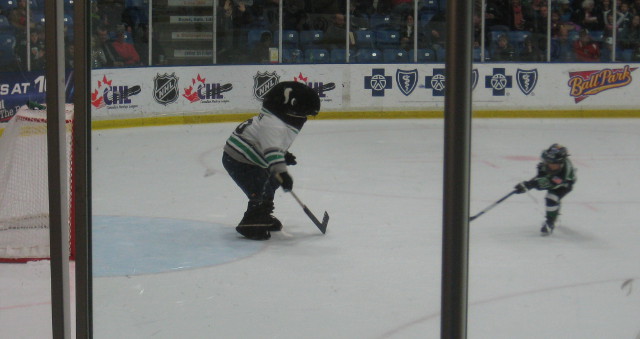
[531,158,577,190]
[223,108,300,174]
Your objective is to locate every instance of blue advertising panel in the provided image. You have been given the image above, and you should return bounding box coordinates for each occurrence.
[0,71,74,122]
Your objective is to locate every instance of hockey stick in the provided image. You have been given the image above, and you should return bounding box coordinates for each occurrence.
[289,190,329,234]
[469,190,517,222]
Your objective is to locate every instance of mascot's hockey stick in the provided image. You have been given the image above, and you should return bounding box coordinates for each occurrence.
[289,190,329,234]
[469,190,517,222]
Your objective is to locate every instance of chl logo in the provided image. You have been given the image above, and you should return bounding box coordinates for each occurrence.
[182,74,232,103]
[294,72,336,98]
[91,75,141,108]
[484,68,512,96]
[365,68,392,96]
[153,73,179,105]
[396,69,418,96]
[516,69,538,95]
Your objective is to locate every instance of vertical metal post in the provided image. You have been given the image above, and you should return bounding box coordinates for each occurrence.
[441,0,473,336]
[74,0,93,337]
[45,0,71,338]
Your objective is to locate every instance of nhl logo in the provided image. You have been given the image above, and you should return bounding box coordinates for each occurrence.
[396,69,418,96]
[253,71,280,100]
[516,68,538,95]
[153,73,179,105]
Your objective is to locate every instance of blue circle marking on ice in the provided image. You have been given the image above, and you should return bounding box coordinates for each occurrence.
[93,215,264,277]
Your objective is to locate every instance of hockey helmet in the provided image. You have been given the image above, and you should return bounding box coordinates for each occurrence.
[541,143,569,164]
[263,81,321,119]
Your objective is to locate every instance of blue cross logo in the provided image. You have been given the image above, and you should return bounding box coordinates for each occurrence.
[484,68,512,96]
[365,68,392,97]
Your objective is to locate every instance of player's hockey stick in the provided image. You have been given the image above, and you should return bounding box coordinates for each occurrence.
[469,190,517,222]
[289,190,329,234]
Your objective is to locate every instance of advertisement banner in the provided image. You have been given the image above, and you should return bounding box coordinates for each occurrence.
[89,65,345,119]
[0,71,74,122]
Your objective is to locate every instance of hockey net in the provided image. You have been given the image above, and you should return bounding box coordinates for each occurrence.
[0,104,75,262]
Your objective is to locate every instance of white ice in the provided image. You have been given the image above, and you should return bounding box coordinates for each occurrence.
[1,118,639,338]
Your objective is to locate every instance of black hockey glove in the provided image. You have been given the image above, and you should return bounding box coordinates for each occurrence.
[514,182,528,194]
[285,151,297,165]
[277,172,293,192]
[514,180,536,193]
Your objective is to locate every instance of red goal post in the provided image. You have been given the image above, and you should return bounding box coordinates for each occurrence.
[0,104,75,262]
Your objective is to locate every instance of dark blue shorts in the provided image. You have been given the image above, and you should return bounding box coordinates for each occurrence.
[222,152,281,202]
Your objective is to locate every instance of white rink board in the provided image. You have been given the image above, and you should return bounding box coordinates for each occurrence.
[90,63,640,119]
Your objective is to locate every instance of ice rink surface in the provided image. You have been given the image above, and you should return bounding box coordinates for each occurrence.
[2,118,640,338]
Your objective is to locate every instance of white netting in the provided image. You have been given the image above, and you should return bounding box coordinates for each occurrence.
[0,104,74,261]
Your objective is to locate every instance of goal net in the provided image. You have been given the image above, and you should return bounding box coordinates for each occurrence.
[0,104,75,262]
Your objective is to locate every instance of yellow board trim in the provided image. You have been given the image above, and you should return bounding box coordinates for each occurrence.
[2,110,640,134]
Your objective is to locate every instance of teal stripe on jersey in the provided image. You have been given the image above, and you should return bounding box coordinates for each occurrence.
[227,135,268,168]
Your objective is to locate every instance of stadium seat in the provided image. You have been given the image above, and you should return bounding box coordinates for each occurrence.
[383,48,409,63]
[280,30,299,48]
[282,48,304,64]
[355,48,382,63]
[0,0,16,12]
[248,29,271,48]
[299,30,324,49]
[414,48,436,62]
[508,30,530,50]
[355,30,376,48]
[0,14,11,31]
[330,48,347,63]
[473,47,490,62]
[436,47,446,61]
[304,48,330,63]
[369,14,394,30]
[376,30,400,49]
[0,32,16,65]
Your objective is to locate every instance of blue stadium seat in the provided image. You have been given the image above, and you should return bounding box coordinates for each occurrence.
[473,47,489,61]
[589,30,604,42]
[330,48,347,63]
[0,14,11,31]
[248,29,271,48]
[420,0,440,13]
[414,48,436,62]
[376,30,400,49]
[63,14,73,26]
[383,48,409,63]
[299,30,324,49]
[0,0,16,12]
[620,48,634,62]
[0,32,16,65]
[436,48,446,61]
[508,30,530,50]
[280,30,299,48]
[355,48,382,63]
[355,30,376,48]
[33,11,46,25]
[282,48,303,64]
[369,14,394,30]
[304,48,330,63]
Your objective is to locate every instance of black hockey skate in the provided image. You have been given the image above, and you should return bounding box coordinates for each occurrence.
[540,221,554,236]
[236,201,281,240]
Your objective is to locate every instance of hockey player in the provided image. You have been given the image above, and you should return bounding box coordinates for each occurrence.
[222,81,321,240]
[514,144,577,235]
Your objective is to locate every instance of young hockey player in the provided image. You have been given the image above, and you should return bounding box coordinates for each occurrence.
[222,81,321,240]
[514,143,577,235]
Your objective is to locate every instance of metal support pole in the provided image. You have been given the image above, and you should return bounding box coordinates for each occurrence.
[74,0,93,337]
[45,0,71,338]
[441,0,473,336]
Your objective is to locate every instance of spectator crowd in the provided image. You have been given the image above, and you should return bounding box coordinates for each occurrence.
[2,0,640,71]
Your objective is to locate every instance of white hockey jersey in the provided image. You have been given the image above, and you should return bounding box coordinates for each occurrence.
[224,108,300,174]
